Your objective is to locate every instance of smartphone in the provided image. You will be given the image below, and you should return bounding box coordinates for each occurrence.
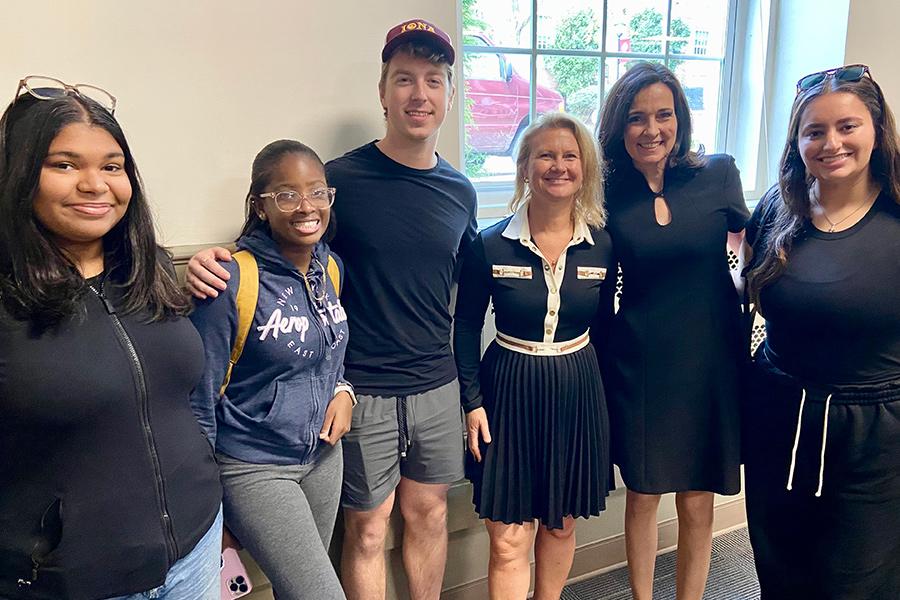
[220,548,253,599]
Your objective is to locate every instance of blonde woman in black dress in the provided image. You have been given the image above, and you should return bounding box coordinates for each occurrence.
[454,112,616,600]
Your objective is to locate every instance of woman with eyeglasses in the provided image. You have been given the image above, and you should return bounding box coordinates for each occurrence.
[596,62,748,600]
[188,140,351,600]
[0,78,222,599]
[742,64,900,598]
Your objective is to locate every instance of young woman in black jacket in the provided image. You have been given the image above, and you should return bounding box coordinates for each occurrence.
[0,78,222,600]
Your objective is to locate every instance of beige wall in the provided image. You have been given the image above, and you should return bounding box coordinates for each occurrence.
[0,1,461,247]
[846,0,898,106]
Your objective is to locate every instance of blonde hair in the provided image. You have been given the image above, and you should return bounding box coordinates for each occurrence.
[509,112,606,227]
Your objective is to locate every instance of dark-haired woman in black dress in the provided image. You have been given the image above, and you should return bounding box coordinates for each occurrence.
[598,62,747,600]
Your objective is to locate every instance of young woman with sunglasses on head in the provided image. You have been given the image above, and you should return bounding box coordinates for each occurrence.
[743,65,900,599]
[0,78,222,599]
[188,140,351,600]
[596,62,748,600]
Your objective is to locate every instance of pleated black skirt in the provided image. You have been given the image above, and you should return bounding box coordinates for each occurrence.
[468,341,611,529]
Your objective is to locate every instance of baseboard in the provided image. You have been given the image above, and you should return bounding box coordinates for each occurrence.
[440,497,747,600]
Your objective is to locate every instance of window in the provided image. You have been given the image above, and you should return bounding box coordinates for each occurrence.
[460,0,736,208]
[694,30,710,55]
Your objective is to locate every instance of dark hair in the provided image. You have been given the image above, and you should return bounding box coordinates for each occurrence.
[597,61,706,178]
[0,92,190,328]
[746,73,900,303]
[238,140,335,242]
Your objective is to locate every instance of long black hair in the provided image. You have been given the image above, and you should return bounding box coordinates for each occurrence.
[598,61,706,180]
[238,139,336,242]
[0,91,190,328]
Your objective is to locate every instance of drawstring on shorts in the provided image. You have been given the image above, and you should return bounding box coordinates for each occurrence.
[397,396,410,458]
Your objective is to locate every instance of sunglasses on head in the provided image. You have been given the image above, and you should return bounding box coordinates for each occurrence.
[796,64,871,93]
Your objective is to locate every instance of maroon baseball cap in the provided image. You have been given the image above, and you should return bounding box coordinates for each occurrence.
[381,18,455,65]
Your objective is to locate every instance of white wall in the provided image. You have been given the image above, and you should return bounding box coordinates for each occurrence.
[0,1,461,247]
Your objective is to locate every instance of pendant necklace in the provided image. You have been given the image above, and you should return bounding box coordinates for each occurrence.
[814,187,878,233]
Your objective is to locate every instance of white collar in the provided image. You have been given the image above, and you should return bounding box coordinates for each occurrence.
[501,200,594,246]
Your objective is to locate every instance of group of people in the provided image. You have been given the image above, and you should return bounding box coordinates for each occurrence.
[0,14,897,600]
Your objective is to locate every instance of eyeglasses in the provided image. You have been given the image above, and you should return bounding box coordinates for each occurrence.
[257,188,336,212]
[14,76,117,114]
[796,64,871,93]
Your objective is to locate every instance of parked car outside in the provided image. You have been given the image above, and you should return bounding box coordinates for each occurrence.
[464,33,565,155]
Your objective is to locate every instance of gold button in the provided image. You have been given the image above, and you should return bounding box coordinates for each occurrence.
[549,310,556,316]
[546,328,553,334]
[551,288,557,294]
[544,264,550,271]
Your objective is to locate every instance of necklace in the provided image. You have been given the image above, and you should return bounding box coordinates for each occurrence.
[814,187,878,233]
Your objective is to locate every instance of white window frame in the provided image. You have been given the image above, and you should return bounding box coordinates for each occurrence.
[458,0,748,220]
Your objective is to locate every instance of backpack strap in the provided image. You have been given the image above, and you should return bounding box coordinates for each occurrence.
[218,250,259,397]
[326,253,341,297]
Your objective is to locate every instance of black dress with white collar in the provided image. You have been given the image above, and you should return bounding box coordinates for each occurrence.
[453,204,616,528]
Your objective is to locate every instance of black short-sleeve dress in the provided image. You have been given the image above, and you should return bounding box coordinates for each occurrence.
[453,203,617,528]
[604,154,748,494]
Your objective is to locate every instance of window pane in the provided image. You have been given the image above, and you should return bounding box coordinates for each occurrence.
[606,0,670,55]
[537,55,602,130]
[463,52,532,181]
[462,0,533,49]
[459,0,735,191]
[604,57,665,96]
[536,0,603,51]
[669,0,730,57]
[668,59,724,152]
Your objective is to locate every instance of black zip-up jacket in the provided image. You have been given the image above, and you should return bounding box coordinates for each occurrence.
[0,276,222,600]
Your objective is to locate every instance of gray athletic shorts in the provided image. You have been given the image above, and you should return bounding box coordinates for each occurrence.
[341,379,465,511]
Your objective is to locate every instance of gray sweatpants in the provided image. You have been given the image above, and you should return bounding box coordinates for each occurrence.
[217,442,345,600]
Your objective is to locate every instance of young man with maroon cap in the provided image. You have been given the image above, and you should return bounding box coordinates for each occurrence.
[187,18,477,600]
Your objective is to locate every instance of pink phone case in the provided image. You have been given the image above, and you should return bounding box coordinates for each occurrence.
[220,548,253,599]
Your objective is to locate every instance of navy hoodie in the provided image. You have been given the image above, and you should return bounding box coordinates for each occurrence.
[190,230,350,465]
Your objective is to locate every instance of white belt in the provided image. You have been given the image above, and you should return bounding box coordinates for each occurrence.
[495,330,590,356]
